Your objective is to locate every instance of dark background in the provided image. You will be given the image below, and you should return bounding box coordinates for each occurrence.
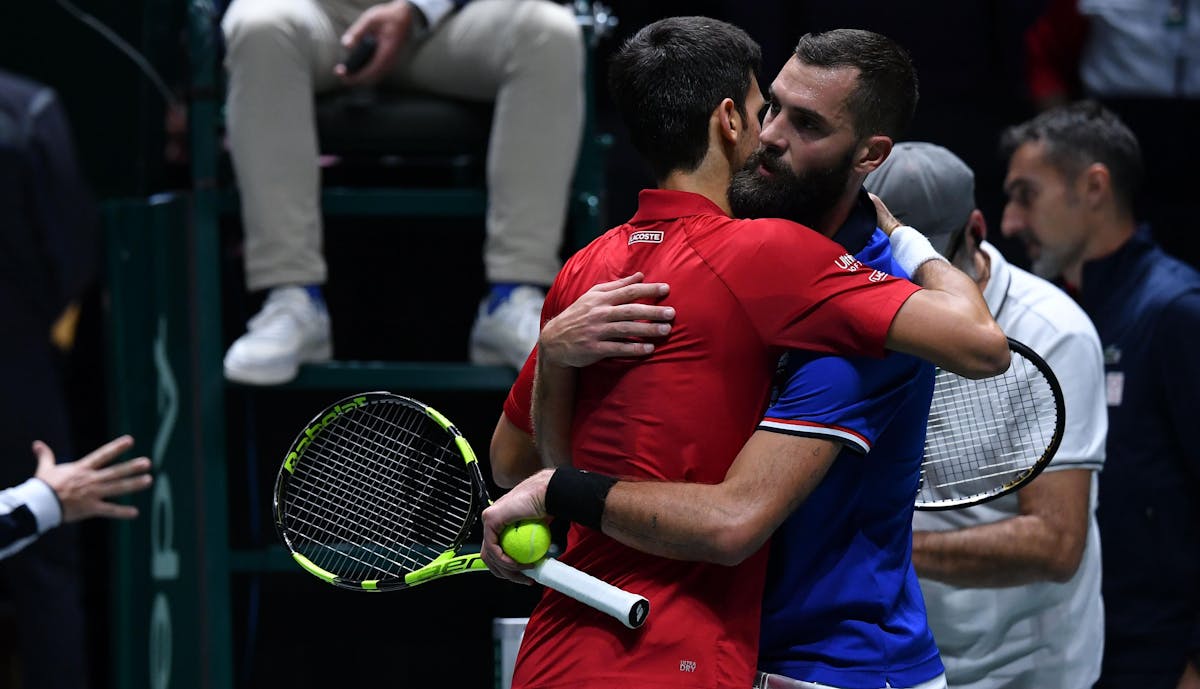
[0,1,1194,687]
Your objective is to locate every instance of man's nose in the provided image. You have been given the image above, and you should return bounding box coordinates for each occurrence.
[999,203,1024,239]
[758,116,787,152]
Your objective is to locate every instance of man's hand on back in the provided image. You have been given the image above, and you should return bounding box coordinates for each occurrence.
[540,272,674,368]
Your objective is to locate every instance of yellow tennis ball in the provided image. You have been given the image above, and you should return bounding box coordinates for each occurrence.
[500,519,551,564]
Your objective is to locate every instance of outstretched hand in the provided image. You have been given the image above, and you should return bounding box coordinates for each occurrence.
[540,272,674,368]
[33,435,153,523]
[481,469,555,584]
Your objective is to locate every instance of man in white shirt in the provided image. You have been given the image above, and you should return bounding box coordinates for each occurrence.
[866,142,1107,689]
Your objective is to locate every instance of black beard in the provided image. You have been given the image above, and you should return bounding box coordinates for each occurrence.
[728,147,856,227]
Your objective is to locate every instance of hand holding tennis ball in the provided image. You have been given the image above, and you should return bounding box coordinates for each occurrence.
[500,519,551,564]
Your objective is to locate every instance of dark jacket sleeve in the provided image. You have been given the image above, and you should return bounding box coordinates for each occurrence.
[24,86,99,321]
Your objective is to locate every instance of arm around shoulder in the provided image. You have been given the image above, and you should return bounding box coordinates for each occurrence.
[601,431,841,566]
[886,259,1009,378]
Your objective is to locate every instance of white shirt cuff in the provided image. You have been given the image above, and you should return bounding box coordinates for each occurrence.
[407,0,456,30]
[12,478,62,533]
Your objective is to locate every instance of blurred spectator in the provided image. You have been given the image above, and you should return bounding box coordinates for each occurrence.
[1024,0,1199,107]
[219,0,585,384]
[0,68,101,689]
[1000,101,1200,689]
[1024,0,1200,267]
[1,436,152,561]
[867,142,1108,689]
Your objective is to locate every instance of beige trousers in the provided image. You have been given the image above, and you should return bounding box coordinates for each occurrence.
[221,0,584,290]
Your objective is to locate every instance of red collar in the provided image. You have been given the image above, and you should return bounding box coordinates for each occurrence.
[629,189,728,224]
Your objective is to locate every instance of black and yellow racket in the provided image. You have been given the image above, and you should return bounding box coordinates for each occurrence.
[916,338,1065,510]
[273,391,649,629]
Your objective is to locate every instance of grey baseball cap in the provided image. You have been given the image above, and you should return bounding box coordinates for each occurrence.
[864,142,976,257]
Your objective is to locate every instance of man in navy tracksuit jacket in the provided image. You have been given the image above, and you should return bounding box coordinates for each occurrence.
[1001,101,1200,689]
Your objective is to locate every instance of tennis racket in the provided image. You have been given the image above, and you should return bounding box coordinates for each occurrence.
[273,391,650,629]
[915,338,1065,510]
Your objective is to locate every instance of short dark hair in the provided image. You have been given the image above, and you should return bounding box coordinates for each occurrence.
[999,100,1143,215]
[793,29,918,141]
[608,17,762,182]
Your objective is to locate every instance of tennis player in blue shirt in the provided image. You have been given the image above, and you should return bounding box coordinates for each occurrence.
[752,198,941,689]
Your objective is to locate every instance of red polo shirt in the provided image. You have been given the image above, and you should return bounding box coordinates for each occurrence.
[509,190,918,689]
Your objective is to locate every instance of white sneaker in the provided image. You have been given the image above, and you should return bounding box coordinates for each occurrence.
[468,285,544,368]
[223,286,332,385]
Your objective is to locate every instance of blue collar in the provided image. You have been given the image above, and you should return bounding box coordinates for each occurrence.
[830,189,879,255]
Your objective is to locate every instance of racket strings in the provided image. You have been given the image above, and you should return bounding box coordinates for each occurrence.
[287,409,468,580]
[281,399,476,582]
[285,420,454,577]
[311,404,471,557]
[919,352,1059,506]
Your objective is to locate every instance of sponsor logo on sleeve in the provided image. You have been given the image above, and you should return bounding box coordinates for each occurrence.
[629,230,665,245]
[868,270,889,282]
[835,253,863,272]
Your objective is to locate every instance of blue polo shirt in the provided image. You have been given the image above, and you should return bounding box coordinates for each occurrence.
[756,201,942,688]
[1078,229,1200,684]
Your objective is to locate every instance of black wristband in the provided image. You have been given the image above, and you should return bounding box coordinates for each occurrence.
[545,467,617,530]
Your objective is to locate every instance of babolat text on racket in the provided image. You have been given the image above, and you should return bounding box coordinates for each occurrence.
[273,391,650,629]
[916,338,1065,510]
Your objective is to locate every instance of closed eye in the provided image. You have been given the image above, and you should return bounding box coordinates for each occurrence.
[760,97,778,123]
[790,111,825,133]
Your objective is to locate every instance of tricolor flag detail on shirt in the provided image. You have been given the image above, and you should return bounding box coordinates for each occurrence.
[757,418,872,454]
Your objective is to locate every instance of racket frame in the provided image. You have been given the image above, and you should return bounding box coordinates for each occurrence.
[274,391,650,628]
[274,392,485,591]
[914,338,1066,511]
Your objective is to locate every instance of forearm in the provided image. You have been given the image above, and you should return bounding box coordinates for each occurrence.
[601,481,761,566]
[489,414,541,489]
[912,515,1084,587]
[887,258,1009,378]
[531,356,576,468]
[599,431,838,566]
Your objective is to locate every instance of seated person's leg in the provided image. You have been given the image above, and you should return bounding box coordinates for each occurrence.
[220,0,361,384]
[392,0,586,368]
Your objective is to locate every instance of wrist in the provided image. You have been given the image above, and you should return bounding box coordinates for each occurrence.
[537,338,573,369]
[544,467,617,530]
[889,225,948,277]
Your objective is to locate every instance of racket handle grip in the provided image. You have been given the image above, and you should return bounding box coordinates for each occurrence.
[527,557,650,629]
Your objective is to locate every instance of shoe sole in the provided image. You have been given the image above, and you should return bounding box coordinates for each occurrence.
[224,342,333,386]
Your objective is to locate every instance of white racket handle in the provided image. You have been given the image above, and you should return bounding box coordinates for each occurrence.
[527,557,650,629]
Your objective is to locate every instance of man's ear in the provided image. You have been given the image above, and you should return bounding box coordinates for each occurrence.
[715,97,741,145]
[856,135,894,174]
[1081,162,1112,210]
[968,209,987,244]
